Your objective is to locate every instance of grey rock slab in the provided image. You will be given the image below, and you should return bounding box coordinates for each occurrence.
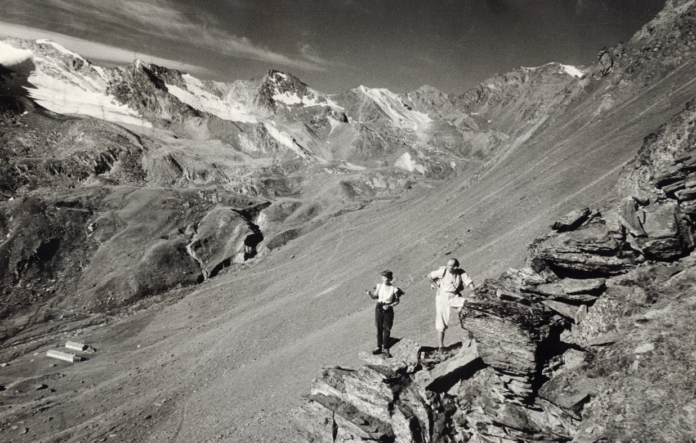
[552,208,592,232]
[562,349,588,371]
[389,338,421,373]
[634,343,655,354]
[290,399,335,443]
[587,331,622,346]
[574,304,589,325]
[423,340,479,391]
[561,278,606,295]
[541,300,579,321]
[539,373,602,420]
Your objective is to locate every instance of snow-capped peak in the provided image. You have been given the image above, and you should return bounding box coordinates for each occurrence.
[522,62,586,78]
[36,39,87,63]
[0,41,33,66]
[560,64,584,78]
[0,39,151,128]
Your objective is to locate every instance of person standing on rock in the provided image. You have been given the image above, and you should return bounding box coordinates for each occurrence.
[365,270,403,358]
[427,258,475,353]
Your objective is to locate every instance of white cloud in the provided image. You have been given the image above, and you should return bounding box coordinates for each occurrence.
[300,43,330,66]
[0,22,214,76]
[24,0,329,72]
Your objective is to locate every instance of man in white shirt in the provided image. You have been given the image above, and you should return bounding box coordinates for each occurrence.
[427,258,474,353]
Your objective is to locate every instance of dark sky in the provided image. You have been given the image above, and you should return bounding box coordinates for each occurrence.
[0,0,666,94]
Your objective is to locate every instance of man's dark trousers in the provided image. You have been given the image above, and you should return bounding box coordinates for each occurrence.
[375,304,394,349]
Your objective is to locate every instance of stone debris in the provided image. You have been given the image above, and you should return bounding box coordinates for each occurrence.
[633,343,655,354]
[587,332,622,346]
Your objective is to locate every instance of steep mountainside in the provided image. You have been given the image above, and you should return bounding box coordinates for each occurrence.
[1,0,696,441]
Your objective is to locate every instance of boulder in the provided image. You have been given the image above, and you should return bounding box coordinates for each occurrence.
[187,206,262,277]
[539,372,604,420]
[521,278,604,302]
[420,339,480,392]
[529,220,639,277]
[635,201,690,259]
[618,197,647,237]
[552,208,592,232]
[341,365,398,424]
[541,300,581,321]
[459,296,563,382]
[500,267,548,286]
[389,339,421,373]
[562,349,588,371]
[561,278,607,295]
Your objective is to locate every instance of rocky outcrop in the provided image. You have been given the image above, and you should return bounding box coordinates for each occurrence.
[186,205,265,278]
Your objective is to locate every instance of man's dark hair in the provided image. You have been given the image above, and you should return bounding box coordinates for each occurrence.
[449,258,459,267]
[381,270,393,279]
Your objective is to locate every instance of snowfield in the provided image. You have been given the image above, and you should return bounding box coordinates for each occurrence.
[357,85,432,132]
[28,68,150,127]
[0,41,33,66]
[1,40,151,127]
[164,74,259,123]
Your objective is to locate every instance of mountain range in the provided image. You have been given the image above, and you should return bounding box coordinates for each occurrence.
[1,0,696,441]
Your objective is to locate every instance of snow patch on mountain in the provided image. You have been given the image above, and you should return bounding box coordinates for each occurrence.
[0,41,33,66]
[357,85,432,132]
[36,39,87,63]
[273,90,322,107]
[265,122,306,157]
[29,67,150,127]
[561,64,584,78]
[394,152,425,174]
[166,74,258,123]
[1,39,152,128]
[524,62,586,78]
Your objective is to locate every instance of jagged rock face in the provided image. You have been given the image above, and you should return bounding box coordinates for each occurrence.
[617,99,696,198]
[618,0,696,82]
[256,70,313,111]
[452,63,581,138]
[528,218,643,277]
[459,293,562,384]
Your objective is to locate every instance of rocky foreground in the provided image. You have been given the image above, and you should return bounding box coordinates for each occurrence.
[292,100,696,442]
